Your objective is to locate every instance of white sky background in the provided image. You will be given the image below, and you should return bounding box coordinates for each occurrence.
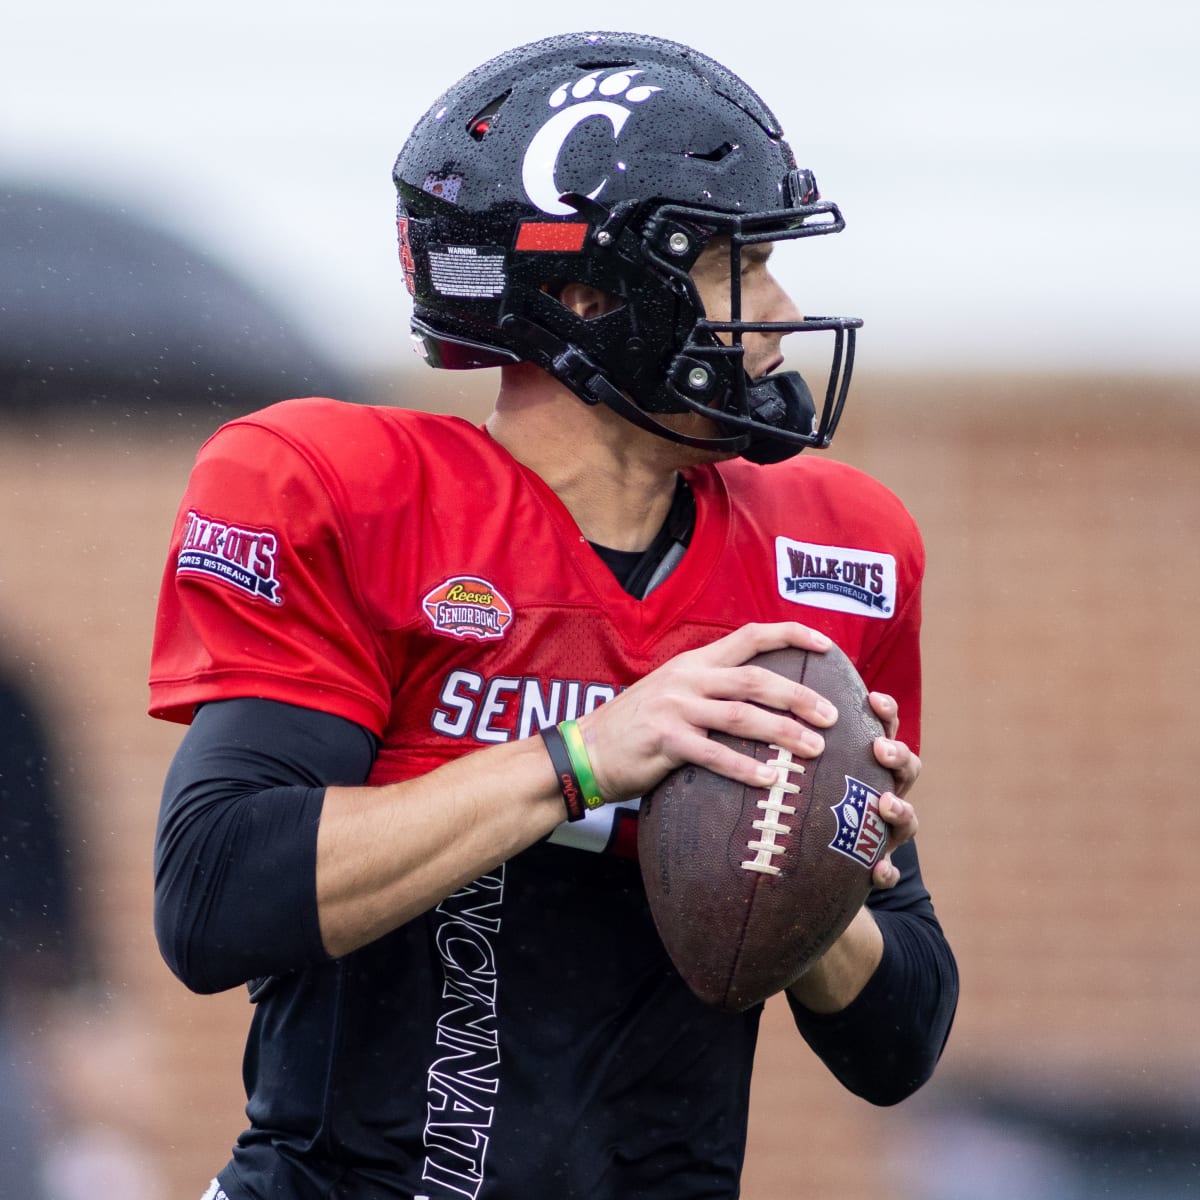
[4,0,1198,375]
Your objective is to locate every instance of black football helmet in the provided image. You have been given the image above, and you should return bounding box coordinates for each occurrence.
[393,31,862,463]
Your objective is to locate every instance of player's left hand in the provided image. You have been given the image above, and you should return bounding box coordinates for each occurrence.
[866,690,920,890]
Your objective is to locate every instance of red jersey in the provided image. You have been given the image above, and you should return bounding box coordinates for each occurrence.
[150,397,922,851]
[154,398,921,729]
[149,397,934,1199]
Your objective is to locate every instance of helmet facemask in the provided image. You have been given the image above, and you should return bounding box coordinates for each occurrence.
[601,179,860,463]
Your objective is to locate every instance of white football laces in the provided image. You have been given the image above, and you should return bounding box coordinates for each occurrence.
[740,745,806,876]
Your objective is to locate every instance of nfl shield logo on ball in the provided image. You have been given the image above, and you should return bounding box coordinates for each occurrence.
[829,777,887,867]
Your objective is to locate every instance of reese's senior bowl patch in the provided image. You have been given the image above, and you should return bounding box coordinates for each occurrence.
[775,536,896,619]
[422,576,513,641]
[176,509,282,604]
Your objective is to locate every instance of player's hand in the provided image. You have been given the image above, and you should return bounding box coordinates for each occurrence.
[867,690,920,889]
[574,621,837,804]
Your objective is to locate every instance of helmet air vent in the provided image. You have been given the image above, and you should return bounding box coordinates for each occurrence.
[467,90,511,141]
[574,58,636,70]
[685,141,738,163]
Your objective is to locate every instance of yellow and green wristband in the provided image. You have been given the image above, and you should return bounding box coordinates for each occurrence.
[540,719,604,822]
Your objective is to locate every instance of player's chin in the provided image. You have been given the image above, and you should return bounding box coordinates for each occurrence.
[751,352,786,381]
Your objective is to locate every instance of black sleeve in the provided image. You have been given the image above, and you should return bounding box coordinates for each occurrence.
[787,840,959,1106]
[153,698,377,995]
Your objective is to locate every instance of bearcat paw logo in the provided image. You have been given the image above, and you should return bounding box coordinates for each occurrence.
[522,71,664,215]
[548,70,660,108]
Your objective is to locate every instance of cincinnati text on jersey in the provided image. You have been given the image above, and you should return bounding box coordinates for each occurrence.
[423,868,504,1198]
[176,510,282,604]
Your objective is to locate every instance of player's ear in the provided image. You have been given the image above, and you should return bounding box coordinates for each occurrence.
[555,282,623,321]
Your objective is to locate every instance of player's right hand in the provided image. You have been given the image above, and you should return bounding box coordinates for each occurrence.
[572,621,838,803]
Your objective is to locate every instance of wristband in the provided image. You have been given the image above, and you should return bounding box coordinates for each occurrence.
[540,723,586,822]
[558,720,605,813]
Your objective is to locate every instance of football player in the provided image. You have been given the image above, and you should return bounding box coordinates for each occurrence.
[151,31,957,1199]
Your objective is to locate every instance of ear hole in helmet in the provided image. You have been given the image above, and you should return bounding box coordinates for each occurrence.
[545,281,625,321]
[467,90,511,141]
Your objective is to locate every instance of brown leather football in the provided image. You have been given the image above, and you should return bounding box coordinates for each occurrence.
[638,643,895,1012]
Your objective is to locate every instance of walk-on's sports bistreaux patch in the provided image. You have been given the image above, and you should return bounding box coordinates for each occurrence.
[176,510,282,604]
[775,536,896,619]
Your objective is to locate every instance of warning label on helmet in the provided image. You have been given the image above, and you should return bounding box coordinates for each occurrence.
[428,244,507,298]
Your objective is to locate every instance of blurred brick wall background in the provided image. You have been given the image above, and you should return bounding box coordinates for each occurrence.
[1,370,1195,1197]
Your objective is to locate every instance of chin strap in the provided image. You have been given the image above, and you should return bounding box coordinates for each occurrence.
[498,314,754,456]
[467,311,837,463]
[584,369,751,455]
[668,322,858,462]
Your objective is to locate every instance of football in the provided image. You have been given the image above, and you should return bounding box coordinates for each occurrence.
[638,643,895,1012]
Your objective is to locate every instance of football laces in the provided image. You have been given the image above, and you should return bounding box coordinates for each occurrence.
[741,746,806,876]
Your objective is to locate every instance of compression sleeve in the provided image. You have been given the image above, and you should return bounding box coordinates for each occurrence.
[787,840,959,1105]
[154,698,377,995]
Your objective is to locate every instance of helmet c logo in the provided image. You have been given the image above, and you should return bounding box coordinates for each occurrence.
[521,71,661,216]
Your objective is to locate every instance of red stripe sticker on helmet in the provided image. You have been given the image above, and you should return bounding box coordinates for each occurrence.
[514,222,590,252]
